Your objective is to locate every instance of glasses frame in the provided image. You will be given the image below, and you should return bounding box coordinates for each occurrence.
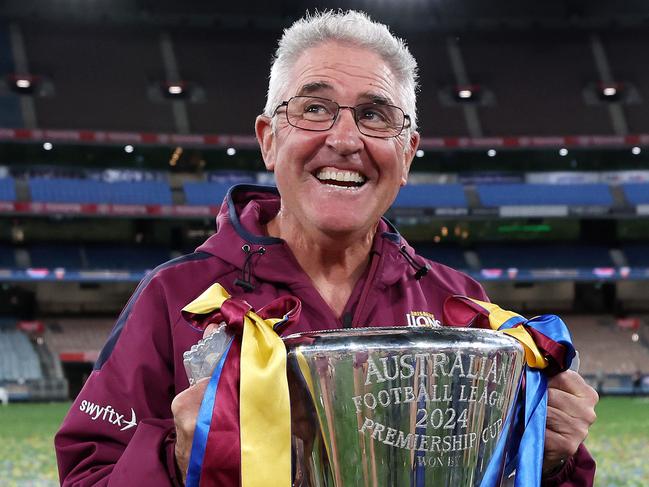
[273,95,411,139]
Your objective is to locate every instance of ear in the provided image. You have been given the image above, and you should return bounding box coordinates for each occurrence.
[400,130,420,186]
[255,115,276,171]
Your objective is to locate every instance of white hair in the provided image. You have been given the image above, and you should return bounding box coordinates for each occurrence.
[264,9,419,131]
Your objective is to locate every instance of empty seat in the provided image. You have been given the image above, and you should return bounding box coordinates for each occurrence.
[28,178,172,205]
[183,181,232,206]
[476,183,613,206]
[84,245,171,270]
[622,183,649,205]
[477,243,613,269]
[393,184,467,208]
[0,178,16,202]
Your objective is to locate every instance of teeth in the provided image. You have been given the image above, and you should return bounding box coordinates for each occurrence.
[315,168,366,183]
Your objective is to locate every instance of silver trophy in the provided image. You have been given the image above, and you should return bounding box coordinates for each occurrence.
[285,326,525,487]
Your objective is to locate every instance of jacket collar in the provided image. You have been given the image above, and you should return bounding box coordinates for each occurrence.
[197,184,425,289]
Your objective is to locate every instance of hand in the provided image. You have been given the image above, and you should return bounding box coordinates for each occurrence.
[171,378,209,483]
[543,370,598,476]
[171,323,221,482]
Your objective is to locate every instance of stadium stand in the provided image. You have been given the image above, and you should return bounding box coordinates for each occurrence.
[568,315,649,376]
[0,328,43,382]
[454,31,613,136]
[22,22,175,132]
[392,184,468,208]
[621,183,649,205]
[0,177,16,201]
[44,319,114,362]
[83,244,172,270]
[183,181,232,206]
[475,183,613,206]
[621,243,649,267]
[28,243,84,269]
[0,243,17,267]
[28,178,173,205]
[414,244,468,270]
[476,243,614,269]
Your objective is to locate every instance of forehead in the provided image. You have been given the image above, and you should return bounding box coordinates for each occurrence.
[286,42,400,105]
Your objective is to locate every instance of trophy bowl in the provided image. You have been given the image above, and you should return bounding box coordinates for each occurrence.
[284,326,525,487]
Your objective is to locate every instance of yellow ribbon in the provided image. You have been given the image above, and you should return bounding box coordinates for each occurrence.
[182,284,291,487]
[463,298,548,369]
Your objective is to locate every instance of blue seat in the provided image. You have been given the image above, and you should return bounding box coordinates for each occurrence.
[183,182,232,206]
[0,178,16,201]
[393,184,467,208]
[415,245,467,269]
[622,183,649,205]
[29,178,172,205]
[28,243,84,268]
[477,243,613,268]
[84,245,171,270]
[622,243,649,267]
[477,184,613,206]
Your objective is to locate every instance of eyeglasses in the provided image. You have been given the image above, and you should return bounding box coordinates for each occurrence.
[273,96,411,138]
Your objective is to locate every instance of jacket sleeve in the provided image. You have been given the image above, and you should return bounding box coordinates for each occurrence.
[55,274,184,486]
[542,443,596,487]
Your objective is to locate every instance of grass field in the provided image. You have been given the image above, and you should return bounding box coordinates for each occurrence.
[0,396,647,486]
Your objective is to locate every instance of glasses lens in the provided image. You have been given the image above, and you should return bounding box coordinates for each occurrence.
[355,103,404,137]
[286,97,337,131]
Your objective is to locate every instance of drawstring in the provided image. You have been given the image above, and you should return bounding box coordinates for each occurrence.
[399,245,429,280]
[234,244,266,292]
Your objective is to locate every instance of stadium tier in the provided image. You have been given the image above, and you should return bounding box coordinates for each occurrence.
[183,181,232,206]
[475,183,614,207]
[0,329,43,382]
[568,315,649,376]
[476,243,615,269]
[28,177,173,205]
[44,319,114,363]
[392,184,468,208]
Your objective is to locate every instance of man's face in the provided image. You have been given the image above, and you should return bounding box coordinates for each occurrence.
[256,42,419,238]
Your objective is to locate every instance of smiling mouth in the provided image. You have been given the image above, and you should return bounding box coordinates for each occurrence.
[314,168,367,188]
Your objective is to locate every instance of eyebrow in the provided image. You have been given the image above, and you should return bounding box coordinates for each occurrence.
[295,82,394,106]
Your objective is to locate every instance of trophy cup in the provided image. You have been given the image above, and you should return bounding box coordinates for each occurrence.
[285,326,525,487]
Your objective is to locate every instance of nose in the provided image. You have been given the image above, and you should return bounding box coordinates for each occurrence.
[325,107,363,155]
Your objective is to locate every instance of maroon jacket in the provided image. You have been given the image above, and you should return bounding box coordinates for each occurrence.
[55,184,594,486]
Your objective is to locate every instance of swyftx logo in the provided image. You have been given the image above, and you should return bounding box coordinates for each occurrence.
[79,400,138,432]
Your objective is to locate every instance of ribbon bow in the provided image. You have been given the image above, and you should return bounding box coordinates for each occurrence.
[443,296,575,487]
[181,284,300,487]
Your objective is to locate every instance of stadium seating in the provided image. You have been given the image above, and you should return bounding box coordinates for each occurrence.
[621,242,649,267]
[28,243,84,268]
[44,319,114,360]
[476,243,614,269]
[183,181,232,206]
[28,178,173,205]
[414,244,468,270]
[393,184,468,208]
[83,245,171,270]
[622,183,649,205]
[0,177,16,201]
[0,329,43,382]
[0,243,17,267]
[476,183,613,206]
[567,315,649,375]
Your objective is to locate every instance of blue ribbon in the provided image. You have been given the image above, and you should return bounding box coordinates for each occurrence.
[480,314,575,487]
[185,337,234,487]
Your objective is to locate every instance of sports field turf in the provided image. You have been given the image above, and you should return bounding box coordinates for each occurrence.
[0,396,647,486]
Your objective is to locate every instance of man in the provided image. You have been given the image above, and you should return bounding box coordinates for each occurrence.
[56,10,597,486]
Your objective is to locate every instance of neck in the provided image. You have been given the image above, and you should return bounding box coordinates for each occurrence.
[267,211,378,317]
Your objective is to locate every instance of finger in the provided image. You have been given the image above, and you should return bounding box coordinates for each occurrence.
[544,428,582,459]
[203,321,224,339]
[548,370,596,399]
[171,378,210,415]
